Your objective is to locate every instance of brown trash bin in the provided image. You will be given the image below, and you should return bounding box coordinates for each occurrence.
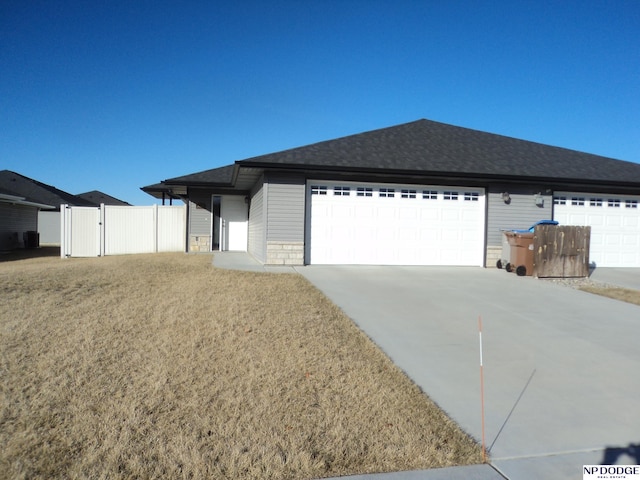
[504,231,535,276]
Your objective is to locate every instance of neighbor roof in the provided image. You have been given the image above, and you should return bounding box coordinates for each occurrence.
[0,170,96,208]
[148,119,640,191]
[77,190,131,206]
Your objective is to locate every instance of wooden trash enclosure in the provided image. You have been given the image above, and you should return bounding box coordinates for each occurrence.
[533,225,591,278]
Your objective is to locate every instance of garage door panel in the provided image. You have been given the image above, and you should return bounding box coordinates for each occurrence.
[399,208,418,220]
[355,205,375,218]
[442,209,461,221]
[309,182,484,266]
[378,207,396,219]
[421,209,439,221]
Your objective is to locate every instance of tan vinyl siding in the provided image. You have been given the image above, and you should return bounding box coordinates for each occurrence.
[265,175,305,243]
[486,186,552,245]
[0,203,38,250]
[248,180,265,262]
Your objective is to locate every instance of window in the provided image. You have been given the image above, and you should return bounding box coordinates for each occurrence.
[422,190,437,200]
[443,191,458,201]
[464,192,479,202]
[311,185,327,195]
[571,197,585,206]
[589,198,603,207]
[401,189,417,199]
[553,196,566,205]
[357,187,373,197]
[379,188,395,198]
[608,199,621,208]
[334,186,350,196]
[626,200,638,209]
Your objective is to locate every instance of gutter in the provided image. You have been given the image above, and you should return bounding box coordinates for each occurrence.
[0,193,55,209]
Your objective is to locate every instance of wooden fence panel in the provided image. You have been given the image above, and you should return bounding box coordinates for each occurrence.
[533,225,591,278]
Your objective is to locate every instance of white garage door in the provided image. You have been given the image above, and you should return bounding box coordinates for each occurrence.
[554,192,640,267]
[308,181,485,265]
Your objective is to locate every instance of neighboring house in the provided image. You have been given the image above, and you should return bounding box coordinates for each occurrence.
[142,119,640,267]
[0,189,53,251]
[77,190,131,206]
[0,171,110,246]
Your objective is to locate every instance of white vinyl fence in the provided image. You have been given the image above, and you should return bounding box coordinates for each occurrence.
[61,204,186,257]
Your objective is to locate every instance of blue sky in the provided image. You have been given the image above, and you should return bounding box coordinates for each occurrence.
[2,1,639,205]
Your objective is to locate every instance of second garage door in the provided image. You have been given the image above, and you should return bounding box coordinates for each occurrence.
[553,192,640,267]
[308,181,485,265]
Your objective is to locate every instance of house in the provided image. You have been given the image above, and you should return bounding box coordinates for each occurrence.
[142,119,640,268]
[0,171,119,246]
[0,188,53,251]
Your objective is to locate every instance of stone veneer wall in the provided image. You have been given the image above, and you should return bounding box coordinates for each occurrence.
[266,241,304,265]
[486,245,502,268]
[190,235,211,252]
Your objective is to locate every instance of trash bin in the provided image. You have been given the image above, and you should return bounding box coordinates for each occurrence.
[504,231,535,276]
[23,231,40,249]
[498,221,558,272]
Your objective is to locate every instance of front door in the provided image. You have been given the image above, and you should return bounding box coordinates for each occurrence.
[220,196,248,251]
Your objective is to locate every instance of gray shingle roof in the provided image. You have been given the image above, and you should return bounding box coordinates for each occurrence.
[77,190,131,206]
[0,170,96,208]
[163,164,235,185]
[237,119,640,185]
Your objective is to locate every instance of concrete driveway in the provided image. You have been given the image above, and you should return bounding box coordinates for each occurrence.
[296,266,640,480]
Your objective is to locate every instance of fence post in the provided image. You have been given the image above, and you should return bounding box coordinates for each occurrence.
[98,204,104,257]
[60,204,68,258]
[153,204,158,253]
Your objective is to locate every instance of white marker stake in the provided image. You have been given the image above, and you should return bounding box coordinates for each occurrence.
[479,316,487,462]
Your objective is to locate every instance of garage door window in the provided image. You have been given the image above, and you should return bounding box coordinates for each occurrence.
[444,191,459,200]
[626,200,638,209]
[357,187,373,197]
[571,197,585,206]
[311,186,327,195]
[380,188,395,198]
[334,186,350,196]
[590,198,603,207]
[423,190,437,200]
[464,192,479,202]
[554,196,567,205]
[401,189,417,199]
[608,199,621,208]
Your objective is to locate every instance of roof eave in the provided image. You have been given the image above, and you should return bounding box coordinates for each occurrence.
[236,161,640,189]
[0,193,55,209]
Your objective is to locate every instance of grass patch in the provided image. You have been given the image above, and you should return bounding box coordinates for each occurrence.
[0,253,482,479]
[579,285,640,306]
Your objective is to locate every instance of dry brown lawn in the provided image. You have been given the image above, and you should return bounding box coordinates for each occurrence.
[578,285,640,306]
[0,252,482,479]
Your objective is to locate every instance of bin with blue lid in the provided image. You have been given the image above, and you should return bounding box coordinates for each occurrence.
[497,220,558,273]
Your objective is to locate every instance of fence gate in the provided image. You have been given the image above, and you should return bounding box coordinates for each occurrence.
[61,204,186,257]
[61,206,101,257]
